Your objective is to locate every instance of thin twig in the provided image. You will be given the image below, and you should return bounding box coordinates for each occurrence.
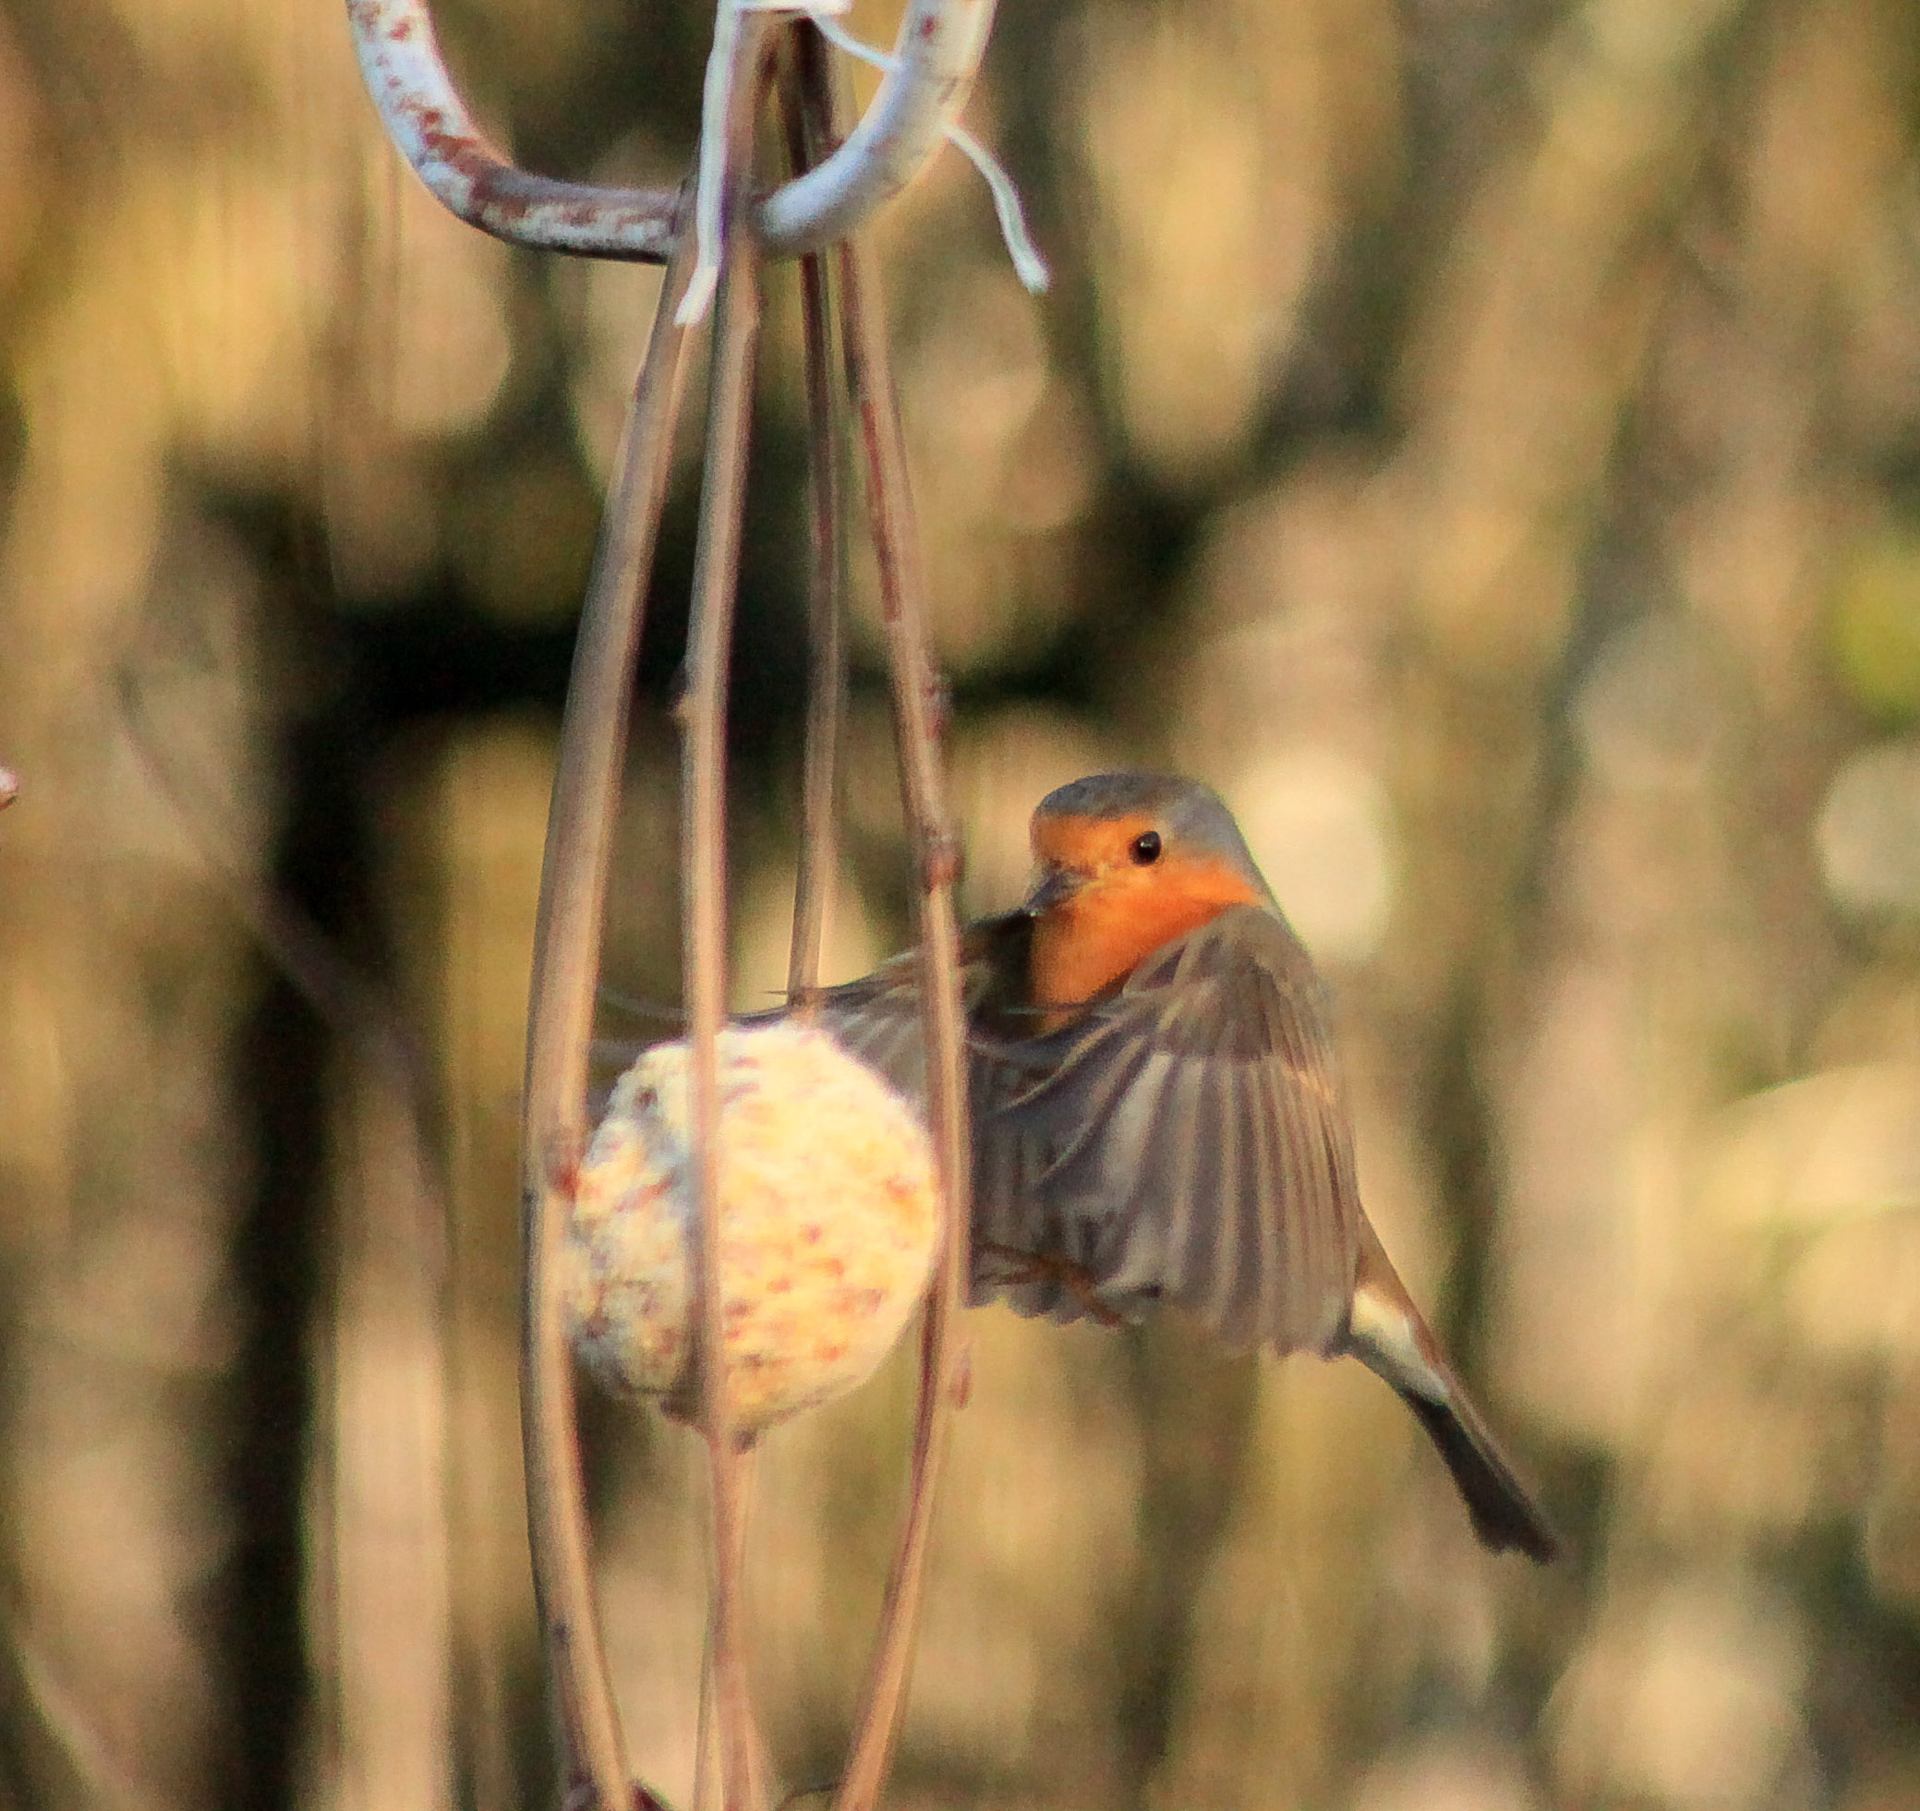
[114,664,462,1811]
[677,20,773,1811]
[1,1601,165,1811]
[118,669,435,1127]
[813,36,974,1811]
[692,1443,764,1811]
[781,26,851,1012]
[521,204,701,1811]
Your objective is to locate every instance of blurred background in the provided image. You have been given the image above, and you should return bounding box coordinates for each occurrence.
[4,0,1920,1805]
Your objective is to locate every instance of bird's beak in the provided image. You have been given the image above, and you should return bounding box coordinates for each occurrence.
[1021,866,1085,917]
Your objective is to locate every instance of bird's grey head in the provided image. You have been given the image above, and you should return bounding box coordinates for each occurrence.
[1028,772,1271,902]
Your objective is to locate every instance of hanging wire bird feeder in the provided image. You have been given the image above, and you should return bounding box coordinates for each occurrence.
[347,2,1046,1807]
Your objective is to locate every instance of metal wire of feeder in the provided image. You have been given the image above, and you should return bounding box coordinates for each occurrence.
[348,6,986,1810]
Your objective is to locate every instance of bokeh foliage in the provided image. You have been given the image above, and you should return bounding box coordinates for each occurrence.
[2,0,1920,1807]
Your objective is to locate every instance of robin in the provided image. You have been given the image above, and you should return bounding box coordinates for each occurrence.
[813,772,1558,1561]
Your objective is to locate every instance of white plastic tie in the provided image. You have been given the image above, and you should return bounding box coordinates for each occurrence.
[678,0,1047,326]
[808,10,1050,294]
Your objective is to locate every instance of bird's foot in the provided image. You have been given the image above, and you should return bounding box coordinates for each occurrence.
[975,1241,1123,1328]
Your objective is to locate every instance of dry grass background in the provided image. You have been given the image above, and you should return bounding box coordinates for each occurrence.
[3,0,1920,1806]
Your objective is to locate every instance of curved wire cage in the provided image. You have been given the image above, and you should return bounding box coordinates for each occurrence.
[349,7,997,1808]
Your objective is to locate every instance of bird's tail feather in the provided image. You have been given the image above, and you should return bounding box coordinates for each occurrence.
[1344,1222,1559,1562]
[1389,1375,1559,1562]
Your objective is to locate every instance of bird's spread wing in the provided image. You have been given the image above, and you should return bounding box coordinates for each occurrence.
[810,904,1361,1356]
[808,912,1081,1311]
[984,904,1362,1355]
[806,910,1033,1100]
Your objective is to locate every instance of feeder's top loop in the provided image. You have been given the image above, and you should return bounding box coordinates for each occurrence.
[345,0,1001,265]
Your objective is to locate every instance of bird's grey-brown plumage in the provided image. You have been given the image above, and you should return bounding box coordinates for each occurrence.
[971,906,1359,1353]
[814,903,1359,1354]
[807,772,1558,1561]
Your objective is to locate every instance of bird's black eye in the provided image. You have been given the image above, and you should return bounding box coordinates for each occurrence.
[1129,830,1162,866]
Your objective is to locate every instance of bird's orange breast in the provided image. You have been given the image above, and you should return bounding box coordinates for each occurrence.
[1028,855,1260,1024]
